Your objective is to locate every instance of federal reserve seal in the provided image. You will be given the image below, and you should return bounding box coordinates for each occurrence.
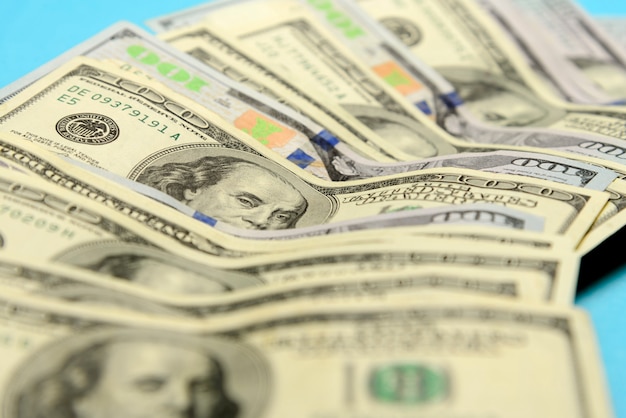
[56,113,119,145]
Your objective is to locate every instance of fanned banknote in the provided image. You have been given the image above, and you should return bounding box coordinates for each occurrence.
[0,290,613,417]
[0,131,572,256]
[0,255,555,313]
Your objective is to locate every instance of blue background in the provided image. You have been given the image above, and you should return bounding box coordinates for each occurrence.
[0,0,625,415]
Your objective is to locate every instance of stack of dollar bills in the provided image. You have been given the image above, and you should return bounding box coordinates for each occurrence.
[0,0,621,416]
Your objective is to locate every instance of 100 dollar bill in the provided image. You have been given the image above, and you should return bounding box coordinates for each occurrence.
[0,153,548,241]
[0,132,566,257]
[0,290,613,417]
[0,255,555,317]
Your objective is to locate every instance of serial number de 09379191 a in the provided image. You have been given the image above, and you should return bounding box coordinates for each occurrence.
[56,84,183,141]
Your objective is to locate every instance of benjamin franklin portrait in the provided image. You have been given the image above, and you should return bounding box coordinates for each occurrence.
[343,103,459,159]
[54,242,264,295]
[7,330,270,418]
[128,146,331,230]
[436,67,567,130]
